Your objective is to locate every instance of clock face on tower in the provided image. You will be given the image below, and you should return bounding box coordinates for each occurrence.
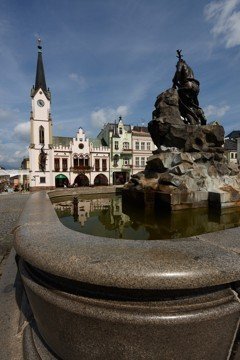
[37,99,45,107]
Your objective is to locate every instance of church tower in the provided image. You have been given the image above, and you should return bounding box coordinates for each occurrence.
[29,39,54,190]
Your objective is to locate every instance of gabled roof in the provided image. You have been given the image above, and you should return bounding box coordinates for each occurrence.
[89,138,102,147]
[53,136,72,147]
[224,139,237,151]
[226,130,240,139]
[132,126,149,133]
[0,169,9,177]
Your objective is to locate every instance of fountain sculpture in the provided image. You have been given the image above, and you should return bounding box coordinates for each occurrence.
[124,50,240,210]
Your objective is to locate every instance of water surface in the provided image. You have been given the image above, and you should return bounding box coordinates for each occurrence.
[53,194,240,240]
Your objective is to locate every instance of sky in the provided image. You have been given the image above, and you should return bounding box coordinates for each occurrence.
[0,0,240,168]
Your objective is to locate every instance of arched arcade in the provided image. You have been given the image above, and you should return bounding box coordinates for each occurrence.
[94,174,108,186]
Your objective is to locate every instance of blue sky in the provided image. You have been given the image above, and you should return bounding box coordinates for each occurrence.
[0,0,240,168]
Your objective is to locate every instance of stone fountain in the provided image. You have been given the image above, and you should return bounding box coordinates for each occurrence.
[124,50,240,210]
[4,52,240,360]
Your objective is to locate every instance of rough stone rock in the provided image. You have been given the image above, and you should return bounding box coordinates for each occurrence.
[124,148,240,206]
[152,88,183,124]
[148,122,224,153]
[171,153,194,166]
[228,163,240,176]
[191,153,203,162]
[146,153,174,172]
[214,162,230,176]
[214,153,225,162]
[169,162,193,176]
[158,173,181,187]
[199,152,215,162]
[132,172,145,180]
[144,171,160,179]
[208,165,218,177]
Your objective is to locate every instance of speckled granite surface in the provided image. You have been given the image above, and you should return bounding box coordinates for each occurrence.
[14,190,240,290]
[10,190,240,359]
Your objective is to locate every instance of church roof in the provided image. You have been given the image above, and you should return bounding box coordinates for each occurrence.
[31,40,51,100]
[53,136,72,147]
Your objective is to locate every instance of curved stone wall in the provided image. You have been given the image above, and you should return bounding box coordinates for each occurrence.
[14,189,240,359]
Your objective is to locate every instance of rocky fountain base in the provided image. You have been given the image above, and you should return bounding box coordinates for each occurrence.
[124,90,240,211]
[124,148,240,211]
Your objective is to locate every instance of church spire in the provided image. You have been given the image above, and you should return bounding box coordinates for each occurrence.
[31,39,51,100]
[35,38,47,92]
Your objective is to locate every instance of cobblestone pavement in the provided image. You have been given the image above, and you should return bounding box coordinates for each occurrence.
[0,193,29,277]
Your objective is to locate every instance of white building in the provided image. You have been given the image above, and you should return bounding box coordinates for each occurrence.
[29,41,155,190]
[224,131,240,164]
[29,41,112,190]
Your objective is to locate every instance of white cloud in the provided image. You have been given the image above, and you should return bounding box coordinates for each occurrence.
[204,104,230,117]
[204,0,240,48]
[0,139,28,168]
[68,73,86,90]
[13,122,30,142]
[90,105,129,129]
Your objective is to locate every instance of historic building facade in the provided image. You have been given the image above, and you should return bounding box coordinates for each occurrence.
[29,42,155,190]
[224,131,240,164]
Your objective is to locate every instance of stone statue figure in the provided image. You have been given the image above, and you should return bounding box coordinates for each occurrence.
[39,147,47,172]
[172,50,207,125]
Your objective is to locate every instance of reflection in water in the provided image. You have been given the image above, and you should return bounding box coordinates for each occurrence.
[53,195,240,240]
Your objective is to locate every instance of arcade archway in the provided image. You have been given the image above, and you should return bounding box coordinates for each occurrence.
[94,174,108,186]
[55,174,69,188]
[74,173,89,187]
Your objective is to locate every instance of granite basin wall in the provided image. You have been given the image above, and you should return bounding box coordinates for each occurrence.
[14,190,240,359]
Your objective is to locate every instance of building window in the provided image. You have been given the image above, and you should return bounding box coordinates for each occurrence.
[62,158,68,171]
[79,156,84,167]
[114,141,119,150]
[73,157,78,168]
[235,153,237,159]
[147,142,151,150]
[85,155,89,167]
[102,159,107,171]
[79,143,84,149]
[135,141,139,150]
[231,153,234,159]
[40,177,45,184]
[135,157,139,167]
[141,142,145,150]
[39,126,44,145]
[124,159,129,165]
[119,128,123,135]
[141,157,145,166]
[113,154,119,167]
[95,159,100,171]
[123,142,129,149]
[54,158,60,171]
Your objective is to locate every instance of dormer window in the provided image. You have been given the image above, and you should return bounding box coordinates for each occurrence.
[119,128,123,135]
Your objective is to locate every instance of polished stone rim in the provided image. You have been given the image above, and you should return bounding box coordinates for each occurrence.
[14,190,240,290]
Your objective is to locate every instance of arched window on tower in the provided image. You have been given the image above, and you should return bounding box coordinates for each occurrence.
[39,126,45,145]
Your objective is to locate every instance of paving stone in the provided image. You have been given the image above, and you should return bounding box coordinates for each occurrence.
[0,193,29,278]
